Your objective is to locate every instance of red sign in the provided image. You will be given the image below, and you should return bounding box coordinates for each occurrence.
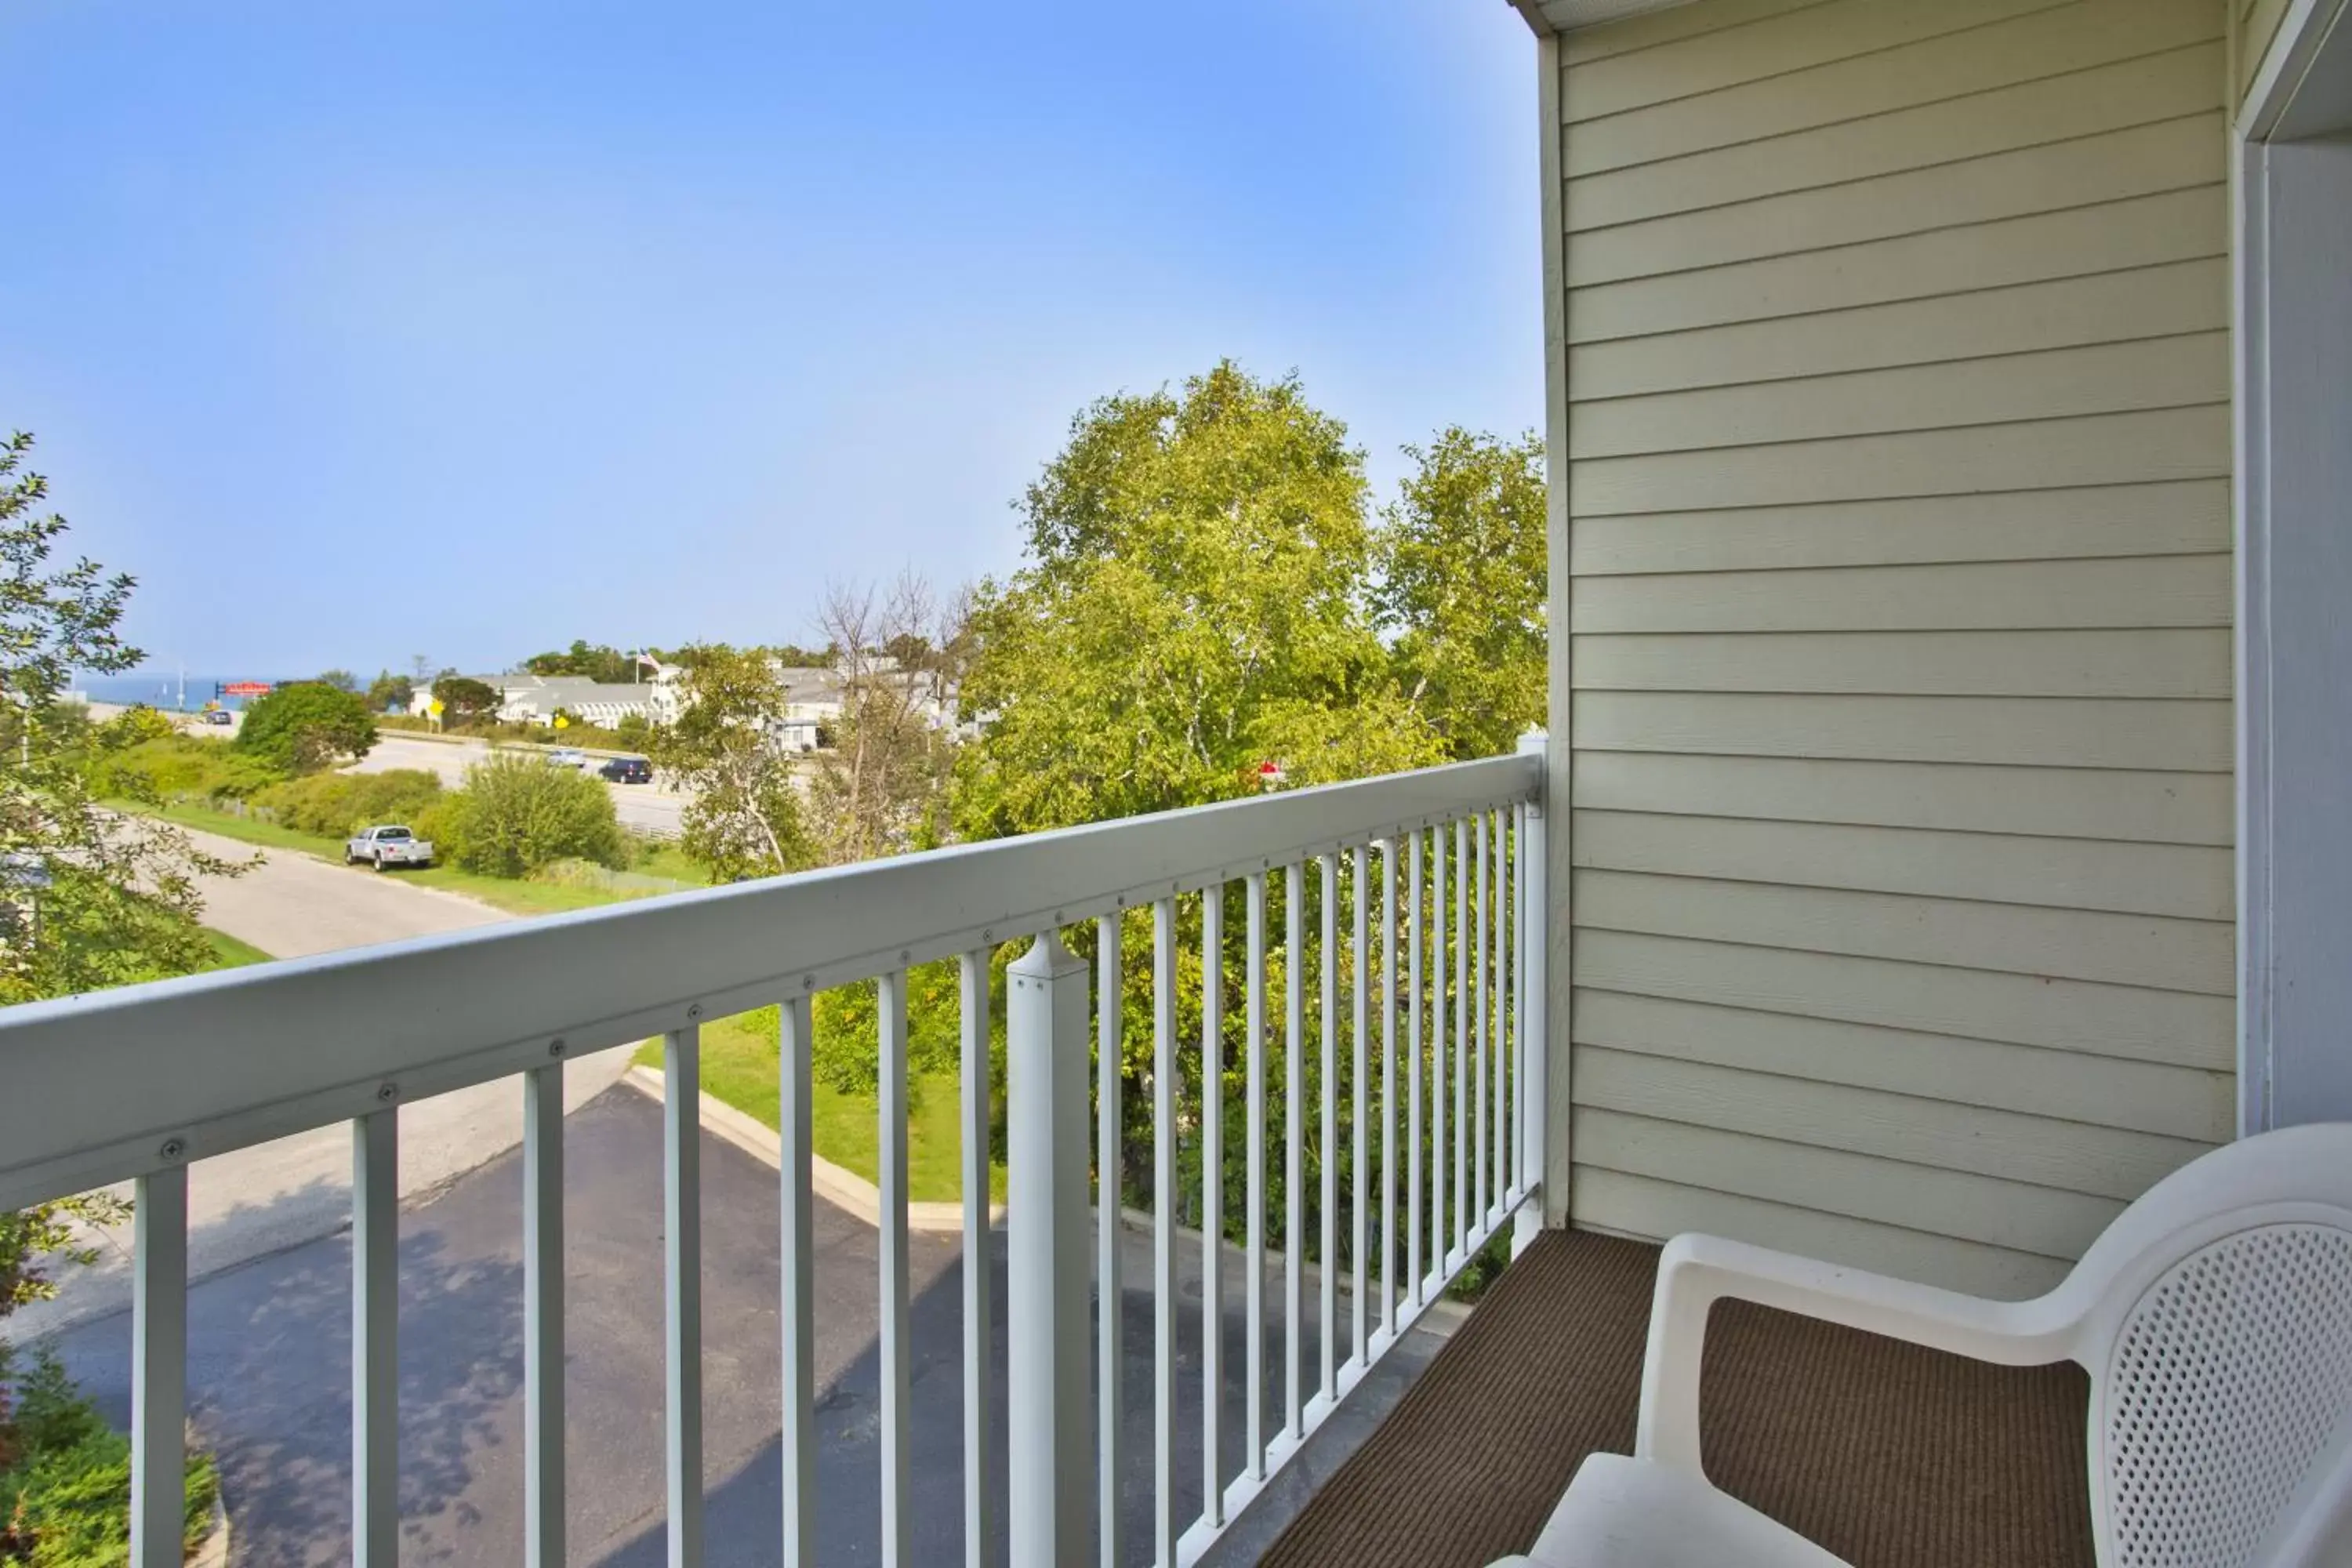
[223,681,273,698]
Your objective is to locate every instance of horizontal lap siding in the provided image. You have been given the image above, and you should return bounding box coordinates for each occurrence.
[1559,0,2234,1298]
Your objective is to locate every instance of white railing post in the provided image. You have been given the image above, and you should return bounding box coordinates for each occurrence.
[352,1108,399,1568]
[1515,730,1550,1254]
[130,1165,187,1568]
[1007,928,1093,1568]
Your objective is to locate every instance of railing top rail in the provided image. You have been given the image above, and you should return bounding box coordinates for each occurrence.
[0,752,1537,1210]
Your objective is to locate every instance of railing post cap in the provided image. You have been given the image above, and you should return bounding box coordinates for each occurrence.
[1516,728,1548,755]
[1007,926,1086,979]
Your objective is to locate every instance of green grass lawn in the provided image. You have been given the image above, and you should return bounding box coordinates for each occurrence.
[633,1011,1003,1205]
[145,800,665,916]
[201,927,273,969]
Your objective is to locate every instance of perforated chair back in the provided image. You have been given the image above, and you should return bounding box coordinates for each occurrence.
[2051,1124,2352,1567]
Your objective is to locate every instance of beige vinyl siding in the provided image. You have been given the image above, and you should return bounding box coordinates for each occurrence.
[1555,0,2234,1298]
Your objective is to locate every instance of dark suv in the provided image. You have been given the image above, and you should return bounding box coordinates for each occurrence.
[598,756,653,784]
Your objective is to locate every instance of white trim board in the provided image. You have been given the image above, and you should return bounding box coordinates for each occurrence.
[2235,0,2352,1134]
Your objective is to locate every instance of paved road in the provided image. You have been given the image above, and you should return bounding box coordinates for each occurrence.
[183,822,506,957]
[46,1086,1448,1566]
[353,734,688,838]
[8,825,634,1341]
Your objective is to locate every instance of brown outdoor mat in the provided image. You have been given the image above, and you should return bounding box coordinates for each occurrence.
[1258,1229,2094,1567]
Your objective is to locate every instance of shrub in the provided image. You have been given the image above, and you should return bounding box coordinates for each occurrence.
[0,1348,218,1566]
[250,769,444,839]
[92,734,280,804]
[234,683,377,775]
[437,753,625,877]
[805,959,965,1098]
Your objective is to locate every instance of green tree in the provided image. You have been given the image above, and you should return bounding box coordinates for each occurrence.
[434,752,623,876]
[954,361,1442,840]
[233,681,377,774]
[1374,428,1548,759]
[764,642,838,669]
[314,668,360,695]
[524,639,640,683]
[805,576,957,866]
[430,674,500,728]
[648,644,811,881]
[0,431,241,1323]
[364,670,413,713]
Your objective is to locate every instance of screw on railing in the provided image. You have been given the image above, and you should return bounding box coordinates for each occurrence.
[376,1082,399,1103]
[549,1038,567,1058]
[158,1137,186,1161]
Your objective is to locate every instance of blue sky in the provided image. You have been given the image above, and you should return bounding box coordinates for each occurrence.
[4,0,1542,677]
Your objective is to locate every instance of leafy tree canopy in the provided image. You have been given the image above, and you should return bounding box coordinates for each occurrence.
[365,670,413,712]
[233,681,377,774]
[523,639,642,684]
[1373,427,1547,760]
[430,674,501,728]
[314,669,360,695]
[0,430,243,1314]
[954,361,1443,839]
[648,644,811,881]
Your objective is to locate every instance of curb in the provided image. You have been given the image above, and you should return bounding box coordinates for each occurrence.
[621,1065,1000,1232]
[619,1062,1480,1338]
[188,1495,230,1568]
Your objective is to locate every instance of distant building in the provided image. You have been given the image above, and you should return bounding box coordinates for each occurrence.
[410,673,654,728]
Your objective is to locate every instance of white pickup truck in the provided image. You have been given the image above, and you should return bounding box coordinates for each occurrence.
[346,824,434,870]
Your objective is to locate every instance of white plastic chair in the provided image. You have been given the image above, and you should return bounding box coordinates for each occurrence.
[1493,1121,2352,1568]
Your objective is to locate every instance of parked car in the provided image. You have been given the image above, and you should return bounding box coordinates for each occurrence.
[345,824,434,871]
[597,756,652,784]
[544,747,588,769]
[201,709,234,726]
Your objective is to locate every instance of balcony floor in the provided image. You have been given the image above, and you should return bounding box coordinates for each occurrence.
[1259,1230,2095,1568]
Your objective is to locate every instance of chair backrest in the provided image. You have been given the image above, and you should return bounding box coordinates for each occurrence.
[2050,1123,2352,1567]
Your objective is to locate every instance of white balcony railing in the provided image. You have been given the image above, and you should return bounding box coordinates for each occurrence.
[0,742,1547,1568]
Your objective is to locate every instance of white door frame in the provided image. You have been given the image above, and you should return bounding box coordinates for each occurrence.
[2236,0,2352,1133]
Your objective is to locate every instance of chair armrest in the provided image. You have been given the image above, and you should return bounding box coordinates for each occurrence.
[1635,1233,2078,1474]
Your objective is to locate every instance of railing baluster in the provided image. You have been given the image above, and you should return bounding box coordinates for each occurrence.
[782,995,819,1566]
[959,956,996,1568]
[1283,860,1304,1440]
[524,1064,564,1568]
[1380,840,1397,1339]
[1475,812,1490,1237]
[1096,916,1123,1568]
[1350,844,1368,1370]
[1515,804,1534,1213]
[1318,852,1337,1406]
[1496,808,1512,1219]
[1407,831,1425,1304]
[1439,818,1458,1269]
[353,1107,398,1568]
[880,971,913,1564]
[1198,884,1225,1529]
[1429,824,1446,1291]
[663,1026,705,1568]
[130,1165,186,1568]
[1152,898,1178,1566]
[1244,872,1268,1479]
[1496,810,1508,1225]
